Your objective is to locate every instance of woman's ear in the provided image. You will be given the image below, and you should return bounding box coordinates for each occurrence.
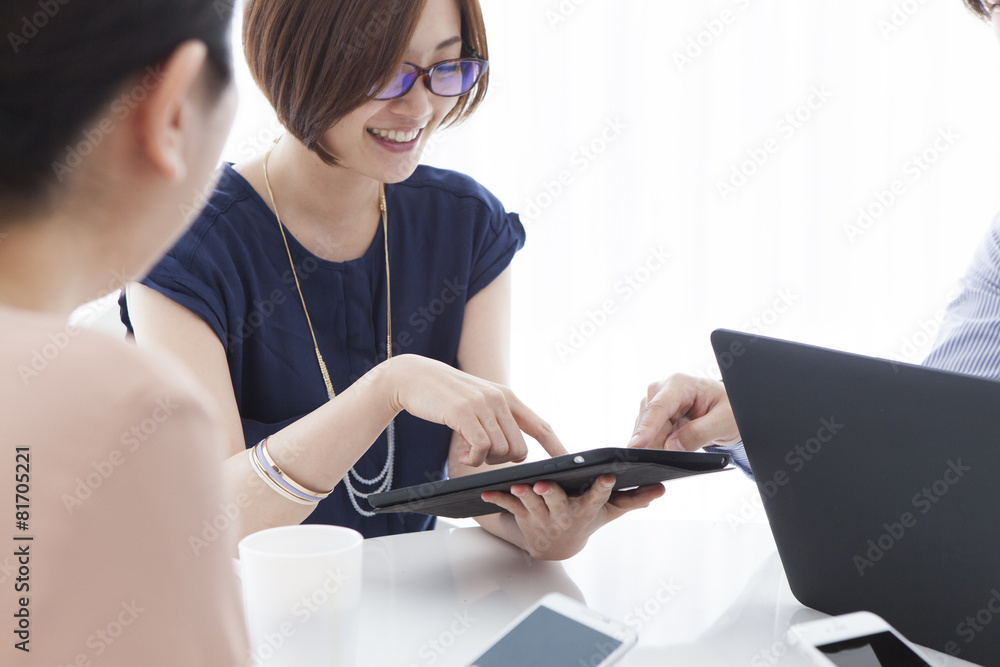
[134,40,210,183]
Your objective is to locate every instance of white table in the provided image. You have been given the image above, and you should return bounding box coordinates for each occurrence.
[356,517,978,667]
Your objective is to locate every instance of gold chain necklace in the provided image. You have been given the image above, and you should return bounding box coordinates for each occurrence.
[262,139,394,517]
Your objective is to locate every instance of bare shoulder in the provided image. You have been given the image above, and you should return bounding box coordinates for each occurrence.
[3,312,219,457]
[0,311,246,666]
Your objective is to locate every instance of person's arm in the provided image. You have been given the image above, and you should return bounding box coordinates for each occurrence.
[448,269,665,561]
[923,217,1000,378]
[126,282,556,539]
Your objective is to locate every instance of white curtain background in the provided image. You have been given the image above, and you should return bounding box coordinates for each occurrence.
[78,0,1000,521]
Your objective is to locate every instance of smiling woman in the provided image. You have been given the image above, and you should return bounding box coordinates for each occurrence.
[120,0,664,560]
[243,0,488,168]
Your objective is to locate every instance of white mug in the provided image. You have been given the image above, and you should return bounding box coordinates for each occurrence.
[238,525,363,667]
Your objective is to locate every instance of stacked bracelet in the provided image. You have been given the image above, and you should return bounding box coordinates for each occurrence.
[248,438,333,505]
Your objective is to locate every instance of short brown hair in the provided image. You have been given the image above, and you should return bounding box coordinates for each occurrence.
[964,0,991,20]
[243,0,490,166]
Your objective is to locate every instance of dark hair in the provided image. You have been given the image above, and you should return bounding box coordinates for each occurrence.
[964,0,991,20]
[0,0,234,210]
[243,0,490,166]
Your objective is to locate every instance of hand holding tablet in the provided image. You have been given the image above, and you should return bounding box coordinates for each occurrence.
[368,447,732,518]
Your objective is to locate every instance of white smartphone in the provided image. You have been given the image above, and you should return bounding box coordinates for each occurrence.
[792,611,935,666]
[466,593,637,667]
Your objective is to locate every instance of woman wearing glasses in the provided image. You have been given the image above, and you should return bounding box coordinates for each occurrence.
[123,0,664,559]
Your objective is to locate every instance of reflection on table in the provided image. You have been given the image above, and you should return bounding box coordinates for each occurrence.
[356,516,977,667]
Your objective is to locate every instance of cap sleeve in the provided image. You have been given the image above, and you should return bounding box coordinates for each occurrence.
[467,207,526,300]
[121,218,239,350]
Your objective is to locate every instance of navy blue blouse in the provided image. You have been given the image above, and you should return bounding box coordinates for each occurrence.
[120,163,525,538]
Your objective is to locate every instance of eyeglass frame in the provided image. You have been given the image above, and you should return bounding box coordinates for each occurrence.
[371,57,489,101]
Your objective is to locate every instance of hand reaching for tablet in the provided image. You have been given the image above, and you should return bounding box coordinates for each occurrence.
[627,374,742,452]
[385,355,567,467]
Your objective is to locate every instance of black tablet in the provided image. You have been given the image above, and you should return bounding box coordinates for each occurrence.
[368,447,732,518]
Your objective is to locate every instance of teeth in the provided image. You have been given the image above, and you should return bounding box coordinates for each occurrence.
[370,128,420,143]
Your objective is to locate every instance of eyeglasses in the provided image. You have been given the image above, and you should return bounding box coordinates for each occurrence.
[371,58,488,101]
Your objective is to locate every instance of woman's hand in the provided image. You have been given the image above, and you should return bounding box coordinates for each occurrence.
[627,374,741,452]
[481,476,666,560]
[381,354,567,466]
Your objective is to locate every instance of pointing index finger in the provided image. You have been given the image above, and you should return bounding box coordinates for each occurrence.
[504,390,568,457]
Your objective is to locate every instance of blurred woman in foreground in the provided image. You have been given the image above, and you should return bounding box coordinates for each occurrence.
[0,1,246,663]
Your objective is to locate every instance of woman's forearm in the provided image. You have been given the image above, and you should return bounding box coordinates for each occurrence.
[221,359,400,538]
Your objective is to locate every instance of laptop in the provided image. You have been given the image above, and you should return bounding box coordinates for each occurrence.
[711,329,1000,665]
